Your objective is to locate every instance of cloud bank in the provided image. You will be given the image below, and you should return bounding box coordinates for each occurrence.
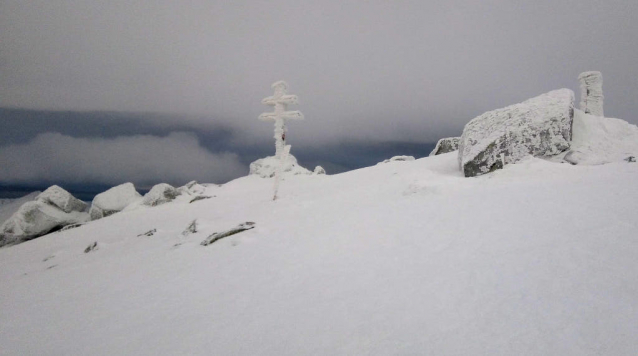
[0,132,246,187]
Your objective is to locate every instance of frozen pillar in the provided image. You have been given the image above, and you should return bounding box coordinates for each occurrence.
[578,71,603,117]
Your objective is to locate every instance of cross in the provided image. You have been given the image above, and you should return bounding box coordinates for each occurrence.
[259,81,304,159]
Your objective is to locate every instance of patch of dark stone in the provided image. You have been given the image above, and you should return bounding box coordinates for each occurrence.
[84,241,98,253]
[189,196,214,204]
[201,222,255,247]
[182,220,198,236]
[137,228,157,237]
[625,156,636,163]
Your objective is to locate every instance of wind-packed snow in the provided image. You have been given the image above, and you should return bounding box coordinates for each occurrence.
[1,151,637,355]
[553,109,638,165]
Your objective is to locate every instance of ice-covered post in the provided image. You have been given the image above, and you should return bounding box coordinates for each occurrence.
[258,81,304,159]
[579,71,604,117]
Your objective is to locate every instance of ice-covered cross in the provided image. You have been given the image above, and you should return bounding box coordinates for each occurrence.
[258,81,304,159]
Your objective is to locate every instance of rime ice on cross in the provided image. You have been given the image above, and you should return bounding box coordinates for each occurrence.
[258,81,304,159]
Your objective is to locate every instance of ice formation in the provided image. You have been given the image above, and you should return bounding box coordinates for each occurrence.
[458,89,574,177]
[578,71,603,117]
[258,81,304,159]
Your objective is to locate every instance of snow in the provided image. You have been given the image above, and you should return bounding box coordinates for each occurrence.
[552,109,638,165]
[579,71,604,117]
[89,183,142,220]
[141,183,180,207]
[459,89,574,176]
[249,154,312,178]
[1,151,637,355]
[35,185,88,213]
[378,155,416,164]
[0,192,40,226]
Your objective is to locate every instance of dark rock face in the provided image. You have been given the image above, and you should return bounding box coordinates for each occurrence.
[458,89,574,177]
[429,137,460,156]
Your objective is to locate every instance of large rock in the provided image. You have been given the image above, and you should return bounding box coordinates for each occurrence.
[89,183,141,220]
[141,183,180,207]
[378,156,415,164]
[0,198,89,247]
[458,89,574,177]
[249,154,311,178]
[430,137,460,156]
[0,191,40,227]
[36,185,88,213]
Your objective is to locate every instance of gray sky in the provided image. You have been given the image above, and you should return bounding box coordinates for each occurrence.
[1,0,637,192]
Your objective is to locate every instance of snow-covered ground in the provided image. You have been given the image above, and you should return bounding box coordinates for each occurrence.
[1,151,637,355]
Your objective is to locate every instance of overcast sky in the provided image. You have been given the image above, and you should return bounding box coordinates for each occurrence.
[1,0,637,194]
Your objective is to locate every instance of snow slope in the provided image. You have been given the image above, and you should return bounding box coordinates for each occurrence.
[1,154,637,355]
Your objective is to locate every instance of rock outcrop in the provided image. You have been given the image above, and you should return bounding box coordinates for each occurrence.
[0,186,89,247]
[36,185,88,213]
[141,184,180,207]
[89,183,141,220]
[430,137,460,156]
[313,166,326,175]
[458,89,574,177]
[177,181,206,196]
[579,71,603,117]
[249,154,311,178]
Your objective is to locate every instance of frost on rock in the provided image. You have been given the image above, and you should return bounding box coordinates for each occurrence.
[0,200,89,247]
[313,166,326,175]
[249,154,311,178]
[458,89,574,177]
[553,109,638,165]
[177,181,206,196]
[89,183,141,220]
[579,71,603,117]
[141,183,180,207]
[429,137,460,156]
[36,185,88,213]
[379,156,415,164]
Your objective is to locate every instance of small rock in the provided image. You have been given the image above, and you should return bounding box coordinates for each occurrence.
[430,137,460,156]
[84,241,98,253]
[182,219,198,236]
[625,156,636,163]
[189,196,212,204]
[313,166,326,175]
[137,228,157,237]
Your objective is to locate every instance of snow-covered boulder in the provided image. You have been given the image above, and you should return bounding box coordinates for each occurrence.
[379,156,415,164]
[554,109,638,165]
[579,71,603,117]
[0,200,89,247]
[89,183,141,220]
[429,137,460,156]
[458,89,574,177]
[249,154,311,178]
[0,191,40,227]
[313,166,326,175]
[141,183,180,207]
[36,185,88,213]
[177,181,206,196]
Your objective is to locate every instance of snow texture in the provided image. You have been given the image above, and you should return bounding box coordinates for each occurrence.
[89,183,141,220]
[36,185,88,213]
[579,71,603,117]
[177,181,206,196]
[0,200,89,247]
[429,137,460,156]
[458,89,574,177]
[1,152,638,355]
[0,191,40,227]
[379,156,416,164]
[552,109,638,165]
[141,183,180,207]
[249,154,311,178]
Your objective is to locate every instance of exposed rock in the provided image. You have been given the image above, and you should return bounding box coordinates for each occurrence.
[379,156,415,164]
[89,183,141,220]
[141,183,180,207]
[313,166,326,175]
[579,71,603,117]
[430,137,460,156]
[84,241,98,253]
[0,200,89,247]
[249,154,311,178]
[189,196,212,204]
[137,228,157,237]
[201,222,255,246]
[626,156,636,163]
[36,185,88,213]
[182,219,198,236]
[458,89,574,177]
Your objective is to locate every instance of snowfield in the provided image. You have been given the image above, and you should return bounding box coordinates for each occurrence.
[1,152,637,355]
